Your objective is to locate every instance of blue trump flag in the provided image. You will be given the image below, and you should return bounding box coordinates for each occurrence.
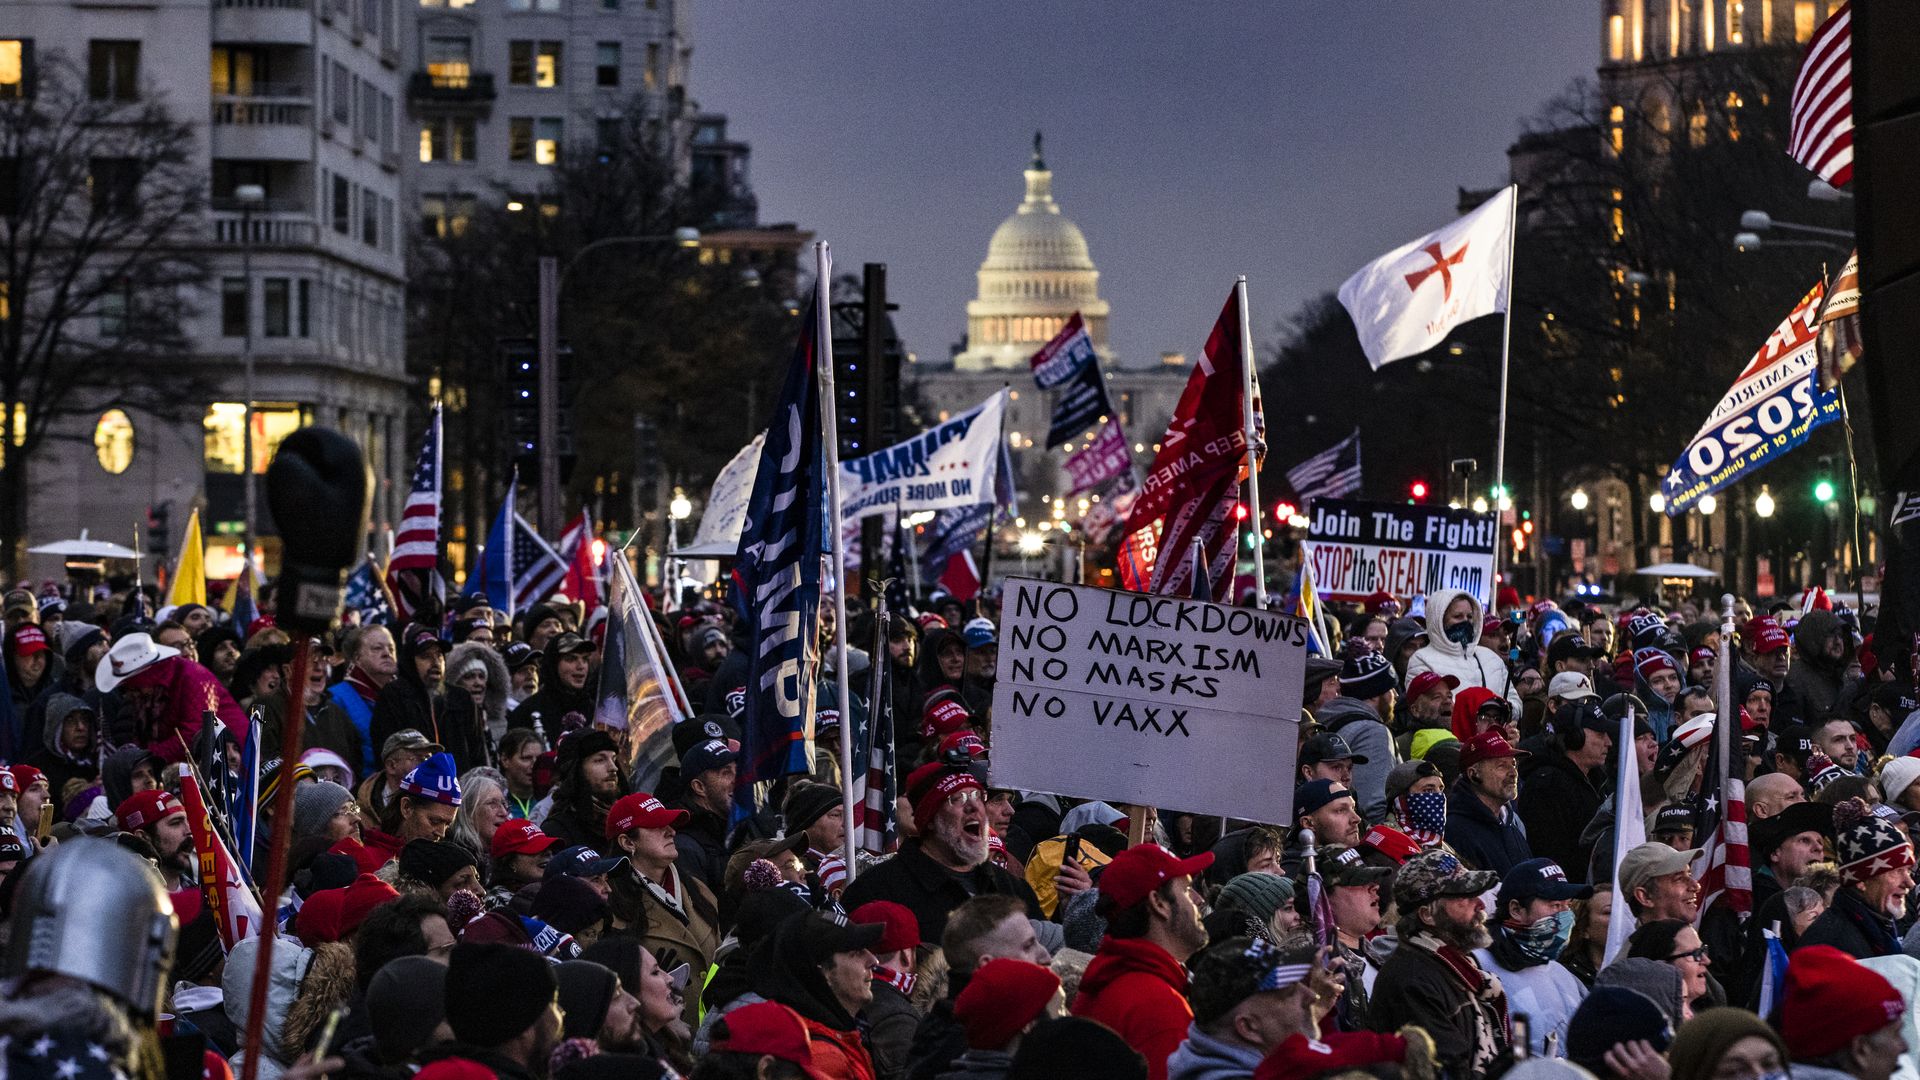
[734,274,830,817]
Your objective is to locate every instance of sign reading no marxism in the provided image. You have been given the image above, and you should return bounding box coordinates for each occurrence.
[989,578,1309,824]
[1303,497,1497,609]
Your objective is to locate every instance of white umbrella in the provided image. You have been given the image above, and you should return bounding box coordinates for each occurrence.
[27,529,142,560]
[1634,562,1717,579]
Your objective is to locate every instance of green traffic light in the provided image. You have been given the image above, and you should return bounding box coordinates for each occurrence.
[1814,479,1836,503]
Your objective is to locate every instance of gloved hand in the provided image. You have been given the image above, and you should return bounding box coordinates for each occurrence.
[266,428,372,635]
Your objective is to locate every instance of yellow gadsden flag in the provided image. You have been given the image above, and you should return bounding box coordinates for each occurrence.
[168,508,207,607]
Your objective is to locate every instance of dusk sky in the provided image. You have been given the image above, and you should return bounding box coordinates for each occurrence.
[692,3,1597,369]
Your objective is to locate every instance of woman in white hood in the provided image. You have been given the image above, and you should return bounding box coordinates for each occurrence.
[1405,587,1520,711]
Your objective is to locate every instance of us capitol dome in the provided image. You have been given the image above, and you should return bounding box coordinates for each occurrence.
[951,133,1114,372]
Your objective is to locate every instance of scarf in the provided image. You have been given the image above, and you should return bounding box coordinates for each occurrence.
[1395,791,1446,847]
[345,665,382,706]
[1408,930,1510,1074]
[873,965,918,998]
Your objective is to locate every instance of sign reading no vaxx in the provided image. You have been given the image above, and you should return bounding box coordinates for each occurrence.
[989,578,1309,824]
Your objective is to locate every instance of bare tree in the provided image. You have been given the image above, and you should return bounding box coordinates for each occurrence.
[0,52,210,573]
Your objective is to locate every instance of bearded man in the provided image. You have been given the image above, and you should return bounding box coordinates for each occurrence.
[1370,849,1511,1078]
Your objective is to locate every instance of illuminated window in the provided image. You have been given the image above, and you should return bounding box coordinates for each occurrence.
[1794,0,1814,41]
[94,410,133,474]
[419,116,475,163]
[1760,0,1772,41]
[425,37,471,88]
[1688,108,1708,147]
[1609,105,1626,154]
[509,41,561,87]
[645,43,660,90]
[0,39,31,98]
[204,403,304,475]
[1727,1,1744,43]
[1608,15,1625,60]
[535,117,561,164]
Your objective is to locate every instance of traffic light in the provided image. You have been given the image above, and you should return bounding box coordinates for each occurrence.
[830,263,903,461]
[146,502,171,556]
[500,337,575,479]
[1234,502,1249,522]
[1410,480,1429,501]
[1813,478,1837,503]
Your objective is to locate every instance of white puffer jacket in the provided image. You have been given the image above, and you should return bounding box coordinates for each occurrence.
[1404,587,1520,711]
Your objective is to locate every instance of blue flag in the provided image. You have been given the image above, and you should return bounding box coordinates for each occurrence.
[479,486,517,615]
[734,288,829,814]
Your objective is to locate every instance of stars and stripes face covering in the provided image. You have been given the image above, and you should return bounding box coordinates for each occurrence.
[1396,791,1447,847]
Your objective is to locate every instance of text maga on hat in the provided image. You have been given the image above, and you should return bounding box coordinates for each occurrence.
[989,577,1310,824]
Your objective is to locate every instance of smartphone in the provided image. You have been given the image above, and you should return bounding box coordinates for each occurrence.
[1512,1013,1531,1060]
[309,1004,348,1063]
[1063,834,1083,865]
[36,802,51,843]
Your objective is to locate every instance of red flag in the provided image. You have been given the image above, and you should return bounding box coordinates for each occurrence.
[1125,289,1252,600]
[560,512,601,614]
[938,551,981,601]
[179,771,265,952]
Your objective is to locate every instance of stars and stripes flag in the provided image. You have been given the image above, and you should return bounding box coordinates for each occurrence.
[1694,697,1752,922]
[1788,1,1852,188]
[1127,287,1258,601]
[851,612,898,855]
[1817,250,1863,391]
[1285,430,1363,506]
[387,405,444,622]
[595,547,683,793]
[480,485,567,617]
[344,555,394,624]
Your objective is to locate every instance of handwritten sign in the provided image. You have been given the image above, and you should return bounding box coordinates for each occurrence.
[989,578,1309,823]
[1302,497,1497,609]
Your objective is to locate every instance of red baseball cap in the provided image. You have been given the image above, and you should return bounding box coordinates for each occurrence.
[1360,824,1422,866]
[298,873,400,944]
[938,729,987,759]
[920,691,972,740]
[11,625,47,657]
[490,818,563,859]
[1458,731,1528,771]
[1097,843,1213,911]
[712,1001,832,1080]
[1746,616,1790,654]
[1255,1031,1410,1080]
[605,793,689,838]
[116,789,183,831]
[1405,671,1460,701]
[849,900,921,953]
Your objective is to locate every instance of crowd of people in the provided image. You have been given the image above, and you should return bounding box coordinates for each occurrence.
[0,572,1917,1080]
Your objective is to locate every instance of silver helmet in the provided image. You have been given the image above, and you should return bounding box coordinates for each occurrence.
[4,838,178,1016]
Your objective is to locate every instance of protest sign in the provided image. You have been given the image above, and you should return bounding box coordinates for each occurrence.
[1302,497,1497,609]
[1661,282,1842,514]
[989,578,1309,823]
[840,389,1006,518]
[1030,314,1114,448]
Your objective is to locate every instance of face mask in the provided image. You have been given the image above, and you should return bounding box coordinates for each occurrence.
[1509,909,1575,963]
[1396,791,1447,841]
[1446,622,1477,646]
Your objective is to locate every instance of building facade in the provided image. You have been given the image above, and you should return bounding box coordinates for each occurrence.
[9,0,411,582]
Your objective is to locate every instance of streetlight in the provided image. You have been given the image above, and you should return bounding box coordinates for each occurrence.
[1471,496,1489,515]
[1754,486,1775,518]
[1807,179,1853,202]
[1734,209,1854,258]
[234,182,266,564]
[1569,488,1590,511]
[1699,494,1717,515]
[1649,492,1667,514]
[665,486,692,612]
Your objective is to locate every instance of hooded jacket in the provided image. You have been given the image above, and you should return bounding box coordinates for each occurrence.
[370,632,447,757]
[1447,686,1506,742]
[1073,935,1194,1080]
[1315,696,1399,825]
[1405,589,1519,712]
[749,911,879,1080]
[24,690,100,806]
[1166,1023,1266,1080]
[437,641,506,774]
[117,655,245,763]
[1442,774,1531,876]
[508,646,597,745]
[1778,609,1851,727]
[1514,746,1606,881]
[447,641,511,741]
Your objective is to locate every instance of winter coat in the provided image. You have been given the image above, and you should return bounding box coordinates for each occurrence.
[1369,935,1509,1080]
[118,656,246,764]
[327,677,379,775]
[839,838,1042,945]
[507,647,597,745]
[1475,929,1587,1058]
[1167,1023,1266,1080]
[1798,885,1901,959]
[867,976,921,1080]
[749,907,879,1080]
[1443,775,1530,876]
[1404,589,1520,712]
[672,801,730,896]
[24,690,99,812]
[369,633,446,757]
[446,641,511,746]
[256,692,364,778]
[222,935,312,1080]
[1778,609,1851,727]
[1073,935,1194,1080]
[1316,696,1400,824]
[1514,748,1606,881]
[614,865,720,1029]
[906,975,970,1080]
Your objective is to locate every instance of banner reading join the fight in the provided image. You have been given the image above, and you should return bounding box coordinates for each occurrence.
[839,389,1007,519]
[1662,282,1842,515]
[1302,497,1497,609]
[1030,314,1114,448]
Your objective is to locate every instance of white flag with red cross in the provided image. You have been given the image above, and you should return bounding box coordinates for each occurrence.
[1337,185,1516,370]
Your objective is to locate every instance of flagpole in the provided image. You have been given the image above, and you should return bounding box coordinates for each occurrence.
[1236,276,1267,607]
[1490,185,1518,602]
[811,242,860,883]
[973,382,1010,614]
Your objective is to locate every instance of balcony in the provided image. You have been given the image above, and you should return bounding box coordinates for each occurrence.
[211,91,316,160]
[408,71,495,106]
[212,0,312,45]
[211,208,318,248]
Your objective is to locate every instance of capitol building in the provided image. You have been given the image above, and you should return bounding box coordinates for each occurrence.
[910,136,1189,518]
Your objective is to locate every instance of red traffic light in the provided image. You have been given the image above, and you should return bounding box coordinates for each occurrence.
[1273,501,1297,522]
[1233,502,1249,522]
[1410,480,1429,500]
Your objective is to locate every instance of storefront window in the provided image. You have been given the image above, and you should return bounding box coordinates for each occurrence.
[94,409,133,474]
[204,402,306,474]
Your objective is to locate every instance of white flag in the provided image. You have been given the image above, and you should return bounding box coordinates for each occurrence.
[1338,185,1515,370]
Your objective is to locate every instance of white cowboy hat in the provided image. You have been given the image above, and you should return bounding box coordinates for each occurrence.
[94,632,181,692]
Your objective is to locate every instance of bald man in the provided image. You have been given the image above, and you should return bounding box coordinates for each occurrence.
[1747,773,1806,821]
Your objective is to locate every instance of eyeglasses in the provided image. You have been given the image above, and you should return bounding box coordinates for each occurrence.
[946,789,984,808]
[1667,944,1710,962]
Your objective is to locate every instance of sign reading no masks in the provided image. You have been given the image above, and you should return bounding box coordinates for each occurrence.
[1302,497,1497,609]
[989,578,1309,824]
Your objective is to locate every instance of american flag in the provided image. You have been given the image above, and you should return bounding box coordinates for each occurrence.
[1695,688,1752,921]
[344,555,394,624]
[508,515,566,611]
[1285,429,1363,506]
[387,406,444,623]
[851,612,898,855]
[1788,1,1852,187]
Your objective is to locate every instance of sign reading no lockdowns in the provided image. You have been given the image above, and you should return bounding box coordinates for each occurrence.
[988,578,1310,824]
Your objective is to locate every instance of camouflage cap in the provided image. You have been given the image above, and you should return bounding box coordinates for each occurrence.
[1392,849,1499,910]
[1186,935,1318,1026]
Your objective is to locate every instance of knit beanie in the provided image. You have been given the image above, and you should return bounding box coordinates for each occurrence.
[1007,1016,1147,1080]
[1594,957,1687,1027]
[1566,987,1674,1069]
[531,875,611,935]
[445,942,559,1047]
[553,961,621,1040]
[399,839,478,890]
[1832,796,1916,885]
[954,959,1060,1050]
[1669,1008,1789,1080]
[906,762,983,835]
[1879,757,1920,808]
[1782,945,1906,1060]
[1215,872,1295,926]
[781,781,842,836]
[367,955,448,1061]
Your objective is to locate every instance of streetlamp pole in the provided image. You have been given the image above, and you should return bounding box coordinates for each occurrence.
[235,183,266,565]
